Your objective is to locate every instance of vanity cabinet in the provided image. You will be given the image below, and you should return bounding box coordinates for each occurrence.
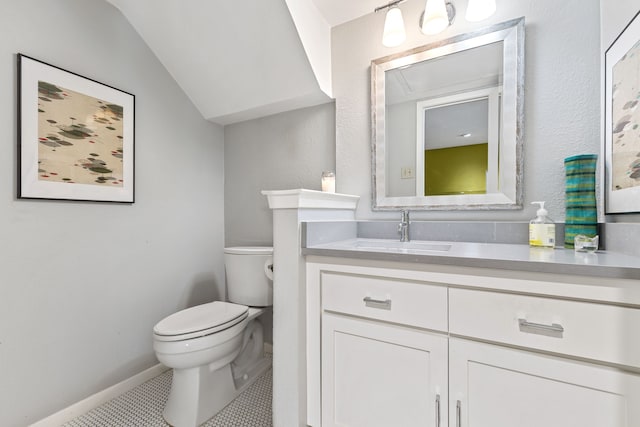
[450,338,640,427]
[306,258,640,427]
[322,314,447,427]
[448,287,640,426]
[320,272,448,427]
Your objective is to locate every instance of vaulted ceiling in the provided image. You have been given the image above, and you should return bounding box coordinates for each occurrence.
[105,0,381,125]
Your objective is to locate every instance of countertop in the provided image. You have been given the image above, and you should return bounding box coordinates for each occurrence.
[302,238,640,280]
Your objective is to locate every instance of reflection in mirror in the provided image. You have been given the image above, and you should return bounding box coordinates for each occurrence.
[371,18,524,210]
[423,99,490,196]
[419,85,499,197]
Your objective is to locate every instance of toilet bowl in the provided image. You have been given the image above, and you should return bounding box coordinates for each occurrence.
[153,246,273,427]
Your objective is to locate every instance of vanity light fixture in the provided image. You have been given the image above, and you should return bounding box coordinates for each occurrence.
[375,0,407,47]
[376,0,497,46]
[419,0,497,36]
[420,0,456,35]
[465,0,497,22]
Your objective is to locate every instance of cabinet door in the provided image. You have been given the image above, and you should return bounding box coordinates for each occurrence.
[450,338,640,427]
[322,313,448,427]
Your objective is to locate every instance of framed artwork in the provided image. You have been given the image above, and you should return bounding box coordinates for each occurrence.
[604,10,640,214]
[18,54,135,203]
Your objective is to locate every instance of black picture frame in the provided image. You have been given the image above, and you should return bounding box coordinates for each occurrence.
[18,54,135,203]
[604,10,640,214]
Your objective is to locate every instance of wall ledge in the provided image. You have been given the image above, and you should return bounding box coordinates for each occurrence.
[262,188,359,210]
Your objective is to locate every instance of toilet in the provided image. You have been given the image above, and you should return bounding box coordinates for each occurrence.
[153,246,273,427]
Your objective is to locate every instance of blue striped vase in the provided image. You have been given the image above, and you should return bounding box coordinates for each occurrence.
[564,154,598,248]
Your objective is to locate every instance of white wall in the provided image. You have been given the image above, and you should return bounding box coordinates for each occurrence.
[105,0,330,126]
[387,101,418,197]
[224,102,336,247]
[0,1,225,425]
[333,0,601,222]
[285,0,334,98]
[601,0,639,49]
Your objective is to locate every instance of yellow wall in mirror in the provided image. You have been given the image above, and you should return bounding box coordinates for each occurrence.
[425,143,488,196]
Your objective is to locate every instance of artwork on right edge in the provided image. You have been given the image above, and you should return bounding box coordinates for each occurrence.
[605,9,640,214]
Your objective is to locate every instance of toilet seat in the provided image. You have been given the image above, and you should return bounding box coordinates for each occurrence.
[154,301,248,342]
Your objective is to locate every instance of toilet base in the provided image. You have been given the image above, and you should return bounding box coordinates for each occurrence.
[163,363,234,427]
[233,352,272,391]
[162,353,271,427]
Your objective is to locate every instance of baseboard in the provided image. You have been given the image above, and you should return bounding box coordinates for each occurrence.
[30,363,169,427]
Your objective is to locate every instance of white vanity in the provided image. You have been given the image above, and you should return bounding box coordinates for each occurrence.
[304,238,640,427]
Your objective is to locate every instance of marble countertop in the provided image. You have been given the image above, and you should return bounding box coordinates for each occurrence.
[302,238,640,280]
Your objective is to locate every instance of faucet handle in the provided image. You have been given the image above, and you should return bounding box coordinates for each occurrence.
[399,210,410,242]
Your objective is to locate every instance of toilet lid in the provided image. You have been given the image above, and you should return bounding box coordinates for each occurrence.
[153,301,248,339]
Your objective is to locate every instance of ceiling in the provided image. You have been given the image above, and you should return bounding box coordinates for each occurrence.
[386,42,503,105]
[104,0,380,126]
[311,0,382,26]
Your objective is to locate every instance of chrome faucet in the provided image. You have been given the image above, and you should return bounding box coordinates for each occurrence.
[398,210,410,242]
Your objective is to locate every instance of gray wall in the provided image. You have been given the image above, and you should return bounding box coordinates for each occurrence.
[223,102,336,347]
[224,102,336,247]
[333,0,601,222]
[0,1,225,425]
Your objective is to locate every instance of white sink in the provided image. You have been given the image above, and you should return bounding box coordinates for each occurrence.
[350,239,452,254]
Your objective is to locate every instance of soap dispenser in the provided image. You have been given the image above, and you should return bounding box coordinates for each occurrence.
[529,201,556,248]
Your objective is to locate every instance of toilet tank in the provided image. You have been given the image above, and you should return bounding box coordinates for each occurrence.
[224,246,273,307]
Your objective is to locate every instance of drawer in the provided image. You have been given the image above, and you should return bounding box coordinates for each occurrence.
[449,288,640,369]
[321,271,447,332]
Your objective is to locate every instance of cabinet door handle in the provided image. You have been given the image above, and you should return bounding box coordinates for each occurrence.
[435,394,441,427]
[363,296,392,310]
[518,318,564,336]
[456,400,461,427]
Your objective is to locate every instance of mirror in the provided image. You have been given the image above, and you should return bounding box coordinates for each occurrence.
[371,17,524,210]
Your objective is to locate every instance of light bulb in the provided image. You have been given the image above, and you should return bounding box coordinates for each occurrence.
[465,0,496,22]
[382,7,406,47]
[421,0,449,35]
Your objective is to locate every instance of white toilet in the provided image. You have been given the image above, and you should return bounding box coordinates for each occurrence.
[153,246,273,427]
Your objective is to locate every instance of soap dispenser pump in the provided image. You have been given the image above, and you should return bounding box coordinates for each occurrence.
[529,201,556,248]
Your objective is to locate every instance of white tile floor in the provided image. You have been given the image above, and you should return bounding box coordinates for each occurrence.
[62,365,272,427]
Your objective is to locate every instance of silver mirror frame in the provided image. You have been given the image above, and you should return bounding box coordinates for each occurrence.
[371,17,525,210]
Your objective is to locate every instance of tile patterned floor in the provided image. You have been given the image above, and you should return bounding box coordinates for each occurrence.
[62,366,272,427]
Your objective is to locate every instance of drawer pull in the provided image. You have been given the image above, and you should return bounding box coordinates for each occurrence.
[518,318,564,337]
[363,296,392,310]
[435,394,441,427]
[456,400,461,427]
